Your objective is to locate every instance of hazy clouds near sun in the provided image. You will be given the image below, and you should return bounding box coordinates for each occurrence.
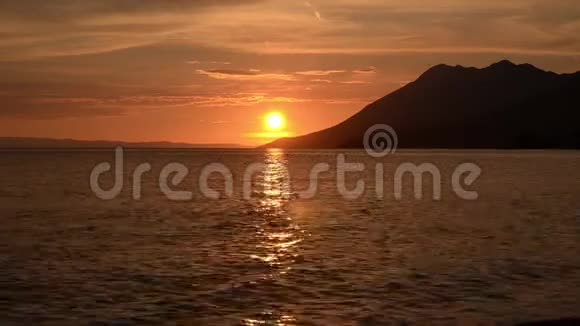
[1,0,579,144]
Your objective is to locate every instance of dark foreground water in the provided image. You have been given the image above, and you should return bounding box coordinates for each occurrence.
[0,150,579,325]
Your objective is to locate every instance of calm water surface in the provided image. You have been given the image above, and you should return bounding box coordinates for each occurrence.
[0,150,579,325]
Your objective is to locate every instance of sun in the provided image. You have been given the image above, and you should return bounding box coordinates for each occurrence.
[264,112,286,131]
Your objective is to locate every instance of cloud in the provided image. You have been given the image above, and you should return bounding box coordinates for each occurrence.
[310,79,333,83]
[295,70,346,76]
[0,0,263,20]
[187,60,231,65]
[0,0,264,59]
[323,97,374,105]
[0,90,313,119]
[2,0,580,60]
[353,66,377,74]
[304,1,323,21]
[0,94,127,119]
[314,11,322,21]
[196,69,295,81]
[32,94,309,108]
[186,0,580,56]
[339,80,369,85]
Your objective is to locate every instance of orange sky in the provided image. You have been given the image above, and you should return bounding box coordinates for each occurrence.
[1,0,580,145]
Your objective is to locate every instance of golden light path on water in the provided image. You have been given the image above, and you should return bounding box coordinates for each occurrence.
[243,149,303,326]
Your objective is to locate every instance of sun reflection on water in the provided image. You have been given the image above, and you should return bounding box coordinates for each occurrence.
[244,149,303,325]
[242,314,297,326]
[249,149,303,269]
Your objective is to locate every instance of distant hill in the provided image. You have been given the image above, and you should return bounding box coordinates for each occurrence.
[0,137,246,149]
[265,60,580,149]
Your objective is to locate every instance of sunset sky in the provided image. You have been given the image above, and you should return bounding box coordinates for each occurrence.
[1,0,580,145]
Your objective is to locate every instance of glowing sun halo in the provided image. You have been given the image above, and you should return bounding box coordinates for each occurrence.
[264,112,286,131]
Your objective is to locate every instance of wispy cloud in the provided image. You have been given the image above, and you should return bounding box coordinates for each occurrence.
[339,80,370,85]
[353,66,377,74]
[187,60,231,65]
[304,1,322,21]
[295,69,346,76]
[2,0,580,60]
[310,79,333,83]
[196,69,295,81]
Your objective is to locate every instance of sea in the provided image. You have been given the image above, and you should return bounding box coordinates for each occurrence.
[0,149,579,325]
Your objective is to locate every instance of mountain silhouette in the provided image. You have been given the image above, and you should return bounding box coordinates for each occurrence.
[265,60,580,149]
